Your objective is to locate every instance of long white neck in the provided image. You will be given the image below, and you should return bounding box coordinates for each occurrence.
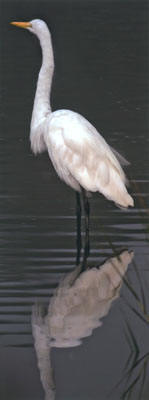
[30,28,54,133]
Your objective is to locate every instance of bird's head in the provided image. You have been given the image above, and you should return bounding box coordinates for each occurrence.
[10,19,49,39]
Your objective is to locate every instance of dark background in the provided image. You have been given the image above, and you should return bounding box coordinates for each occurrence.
[0,1,149,399]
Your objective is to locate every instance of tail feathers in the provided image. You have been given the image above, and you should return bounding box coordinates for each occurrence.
[113,191,134,209]
[98,183,134,209]
[115,194,134,209]
[96,164,134,208]
[114,192,134,209]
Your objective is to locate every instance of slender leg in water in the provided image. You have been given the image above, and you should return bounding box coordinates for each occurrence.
[76,191,82,265]
[82,188,90,269]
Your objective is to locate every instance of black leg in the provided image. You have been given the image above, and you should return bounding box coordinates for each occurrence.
[82,188,90,270]
[76,191,82,265]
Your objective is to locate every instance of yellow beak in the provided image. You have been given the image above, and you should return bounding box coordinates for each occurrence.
[10,21,32,29]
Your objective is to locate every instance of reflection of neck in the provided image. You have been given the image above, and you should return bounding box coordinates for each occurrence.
[31,30,54,133]
[32,314,55,400]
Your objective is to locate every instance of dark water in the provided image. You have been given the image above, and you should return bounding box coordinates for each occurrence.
[0,0,149,399]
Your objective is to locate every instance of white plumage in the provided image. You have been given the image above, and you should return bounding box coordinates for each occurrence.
[11,19,134,208]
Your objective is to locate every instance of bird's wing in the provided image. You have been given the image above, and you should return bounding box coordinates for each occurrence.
[60,112,126,189]
[46,110,133,206]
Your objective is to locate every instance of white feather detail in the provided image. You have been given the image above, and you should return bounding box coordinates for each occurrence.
[42,109,133,207]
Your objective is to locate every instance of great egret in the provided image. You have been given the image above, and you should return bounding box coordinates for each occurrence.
[11,19,134,262]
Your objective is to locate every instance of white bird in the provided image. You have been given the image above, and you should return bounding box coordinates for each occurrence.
[11,19,134,209]
[11,19,134,265]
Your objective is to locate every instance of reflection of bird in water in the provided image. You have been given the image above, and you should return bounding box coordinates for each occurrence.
[11,19,134,263]
[43,250,133,347]
[32,250,133,399]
